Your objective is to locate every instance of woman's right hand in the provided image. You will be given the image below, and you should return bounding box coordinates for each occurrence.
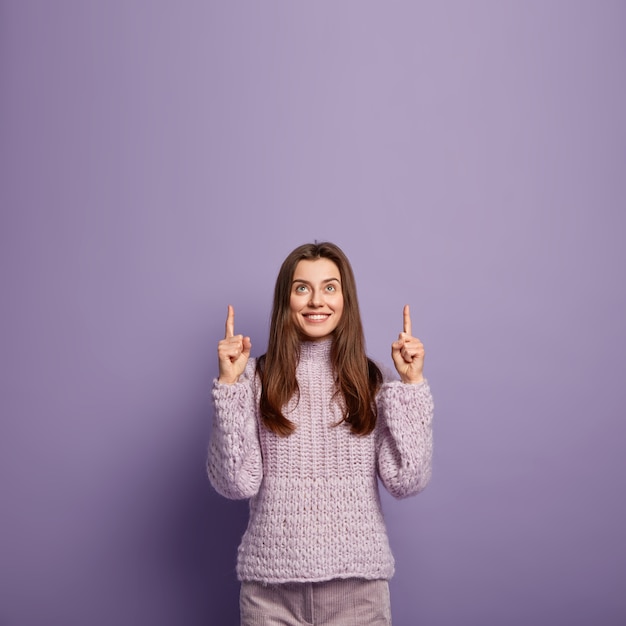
[217,305,252,384]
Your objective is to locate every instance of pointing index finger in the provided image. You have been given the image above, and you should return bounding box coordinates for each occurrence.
[225,305,235,338]
[403,304,412,336]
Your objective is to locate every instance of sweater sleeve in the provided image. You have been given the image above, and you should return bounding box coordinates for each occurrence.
[376,378,434,499]
[207,360,263,500]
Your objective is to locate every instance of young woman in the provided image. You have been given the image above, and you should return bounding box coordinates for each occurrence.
[208,242,434,626]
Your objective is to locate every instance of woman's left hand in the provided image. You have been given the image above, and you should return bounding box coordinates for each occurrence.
[391,304,425,384]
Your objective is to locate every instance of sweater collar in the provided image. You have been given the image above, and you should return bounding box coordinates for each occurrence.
[299,338,333,361]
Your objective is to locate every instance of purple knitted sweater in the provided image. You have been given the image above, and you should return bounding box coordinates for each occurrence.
[207,339,434,583]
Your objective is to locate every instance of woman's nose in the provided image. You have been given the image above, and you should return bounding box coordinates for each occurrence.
[309,289,323,307]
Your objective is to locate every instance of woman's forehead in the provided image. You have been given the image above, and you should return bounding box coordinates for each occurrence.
[292,258,341,281]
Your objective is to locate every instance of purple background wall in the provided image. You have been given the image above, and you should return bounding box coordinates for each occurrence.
[1,2,625,625]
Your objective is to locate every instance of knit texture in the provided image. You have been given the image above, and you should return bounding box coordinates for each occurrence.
[207,339,434,584]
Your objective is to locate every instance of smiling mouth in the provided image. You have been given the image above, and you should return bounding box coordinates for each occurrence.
[303,314,331,322]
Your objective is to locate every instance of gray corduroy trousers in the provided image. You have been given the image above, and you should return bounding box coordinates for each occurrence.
[239,578,392,625]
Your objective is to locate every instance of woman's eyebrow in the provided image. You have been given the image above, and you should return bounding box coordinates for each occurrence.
[292,277,341,284]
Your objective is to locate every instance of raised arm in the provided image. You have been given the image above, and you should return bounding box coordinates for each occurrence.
[207,306,262,499]
[378,305,434,498]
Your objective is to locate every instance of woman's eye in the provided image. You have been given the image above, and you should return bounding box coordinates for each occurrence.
[326,285,336,292]
[295,285,308,293]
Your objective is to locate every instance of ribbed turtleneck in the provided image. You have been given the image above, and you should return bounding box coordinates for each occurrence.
[298,337,333,361]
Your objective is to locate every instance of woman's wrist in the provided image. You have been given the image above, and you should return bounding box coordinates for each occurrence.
[401,374,424,384]
[218,375,239,385]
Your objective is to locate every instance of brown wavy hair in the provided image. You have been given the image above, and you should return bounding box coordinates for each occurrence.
[256,242,382,436]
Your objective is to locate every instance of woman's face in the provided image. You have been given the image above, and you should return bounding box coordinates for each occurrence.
[289,258,344,341]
